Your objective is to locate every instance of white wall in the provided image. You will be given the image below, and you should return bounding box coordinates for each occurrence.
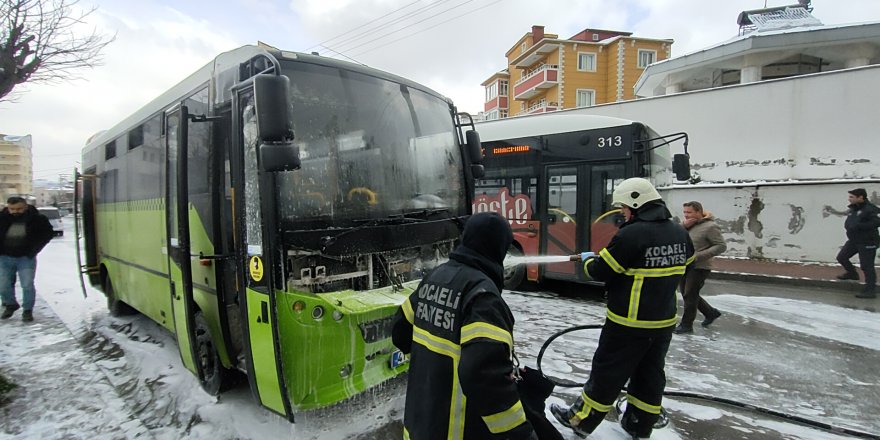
[567,65,880,183]
[660,183,880,264]
[560,66,880,262]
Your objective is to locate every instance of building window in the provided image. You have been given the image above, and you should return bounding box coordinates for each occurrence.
[638,49,657,68]
[577,52,597,72]
[499,110,508,118]
[576,89,595,108]
[105,140,117,160]
[499,80,508,97]
[128,124,144,150]
[486,110,499,121]
[521,42,527,53]
[485,82,498,102]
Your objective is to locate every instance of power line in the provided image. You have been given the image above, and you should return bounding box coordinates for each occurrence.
[317,45,368,66]
[327,0,455,53]
[350,0,503,57]
[305,0,426,52]
[332,0,476,55]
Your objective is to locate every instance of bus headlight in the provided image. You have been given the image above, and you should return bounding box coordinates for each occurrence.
[312,306,325,320]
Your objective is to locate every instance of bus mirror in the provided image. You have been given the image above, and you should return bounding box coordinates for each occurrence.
[672,154,690,181]
[260,144,301,172]
[466,130,482,163]
[471,164,485,179]
[254,74,293,143]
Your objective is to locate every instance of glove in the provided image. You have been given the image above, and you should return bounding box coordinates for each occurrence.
[579,251,595,261]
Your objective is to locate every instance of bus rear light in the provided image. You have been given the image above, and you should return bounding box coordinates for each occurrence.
[293,301,305,312]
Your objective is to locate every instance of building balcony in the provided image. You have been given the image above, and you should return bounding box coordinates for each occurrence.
[511,42,562,68]
[484,96,509,112]
[524,101,561,115]
[513,65,558,100]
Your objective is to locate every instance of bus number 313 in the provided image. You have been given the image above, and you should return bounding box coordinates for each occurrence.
[597,135,623,148]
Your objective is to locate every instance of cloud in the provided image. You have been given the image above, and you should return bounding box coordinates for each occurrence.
[2,0,878,179]
[1,2,240,179]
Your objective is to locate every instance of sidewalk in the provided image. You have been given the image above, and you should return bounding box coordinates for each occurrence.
[711,257,867,293]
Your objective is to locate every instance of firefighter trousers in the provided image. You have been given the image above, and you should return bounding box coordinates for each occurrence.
[577,325,672,434]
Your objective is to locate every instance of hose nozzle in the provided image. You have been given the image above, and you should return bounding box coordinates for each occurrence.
[571,252,596,261]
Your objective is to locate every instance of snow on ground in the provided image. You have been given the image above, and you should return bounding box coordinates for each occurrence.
[1,222,879,439]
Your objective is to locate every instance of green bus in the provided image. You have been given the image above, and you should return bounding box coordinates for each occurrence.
[75,44,483,420]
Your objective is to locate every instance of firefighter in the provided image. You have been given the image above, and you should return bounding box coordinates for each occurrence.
[391,212,537,440]
[550,178,694,438]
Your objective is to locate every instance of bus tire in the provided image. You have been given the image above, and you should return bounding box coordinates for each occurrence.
[504,245,526,291]
[105,277,134,316]
[194,312,226,396]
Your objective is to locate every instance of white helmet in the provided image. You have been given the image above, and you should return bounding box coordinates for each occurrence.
[612,178,662,209]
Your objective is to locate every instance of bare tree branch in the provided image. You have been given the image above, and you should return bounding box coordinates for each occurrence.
[0,0,114,101]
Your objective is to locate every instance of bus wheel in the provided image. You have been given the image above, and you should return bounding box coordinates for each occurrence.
[105,278,134,316]
[504,245,525,291]
[195,312,226,395]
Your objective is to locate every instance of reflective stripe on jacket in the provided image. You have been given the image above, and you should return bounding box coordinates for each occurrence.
[392,259,532,440]
[583,204,695,331]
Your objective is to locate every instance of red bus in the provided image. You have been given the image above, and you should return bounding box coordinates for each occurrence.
[473,113,689,289]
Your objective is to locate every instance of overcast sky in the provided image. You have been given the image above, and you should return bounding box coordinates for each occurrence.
[2,0,879,182]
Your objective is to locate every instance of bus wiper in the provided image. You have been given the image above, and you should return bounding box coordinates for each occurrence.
[352,215,425,225]
[401,208,449,220]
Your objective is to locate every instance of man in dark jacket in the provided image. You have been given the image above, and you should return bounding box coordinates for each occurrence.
[551,178,694,439]
[836,188,880,298]
[391,212,537,440]
[0,197,54,321]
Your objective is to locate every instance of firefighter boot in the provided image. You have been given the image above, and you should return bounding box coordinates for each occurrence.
[550,399,591,439]
[620,410,654,439]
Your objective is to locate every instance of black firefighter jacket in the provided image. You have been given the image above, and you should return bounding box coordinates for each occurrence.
[844,201,880,246]
[583,202,695,333]
[0,205,54,258]
[392,217,534,440]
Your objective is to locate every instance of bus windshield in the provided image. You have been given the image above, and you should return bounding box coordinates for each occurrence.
[275,61,466,228]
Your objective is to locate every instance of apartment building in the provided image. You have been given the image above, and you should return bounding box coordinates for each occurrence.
[0,134,33,200]
[481,25,672,119]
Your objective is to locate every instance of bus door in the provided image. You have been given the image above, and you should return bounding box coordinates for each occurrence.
[164,106,199,375]
[541,163,627,282]
[231,88,291,418]
[588,164,627,254]
[541,165,582,280]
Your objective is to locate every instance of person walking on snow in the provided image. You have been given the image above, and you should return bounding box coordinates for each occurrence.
[551,178,694,439]
[674,201,726,334]
[391,212,537,440]
[0,197,54,322]
[836,188,879,298]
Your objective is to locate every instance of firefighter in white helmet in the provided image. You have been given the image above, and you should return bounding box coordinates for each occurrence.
[551,177,695,438]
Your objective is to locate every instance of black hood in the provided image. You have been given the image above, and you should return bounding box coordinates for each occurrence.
[620,200,672,228]
[449,212,513,290]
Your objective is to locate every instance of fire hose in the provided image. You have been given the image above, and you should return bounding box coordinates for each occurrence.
[535,324,880,439]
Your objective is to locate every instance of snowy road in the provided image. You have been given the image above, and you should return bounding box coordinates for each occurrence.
[1,220,878,439]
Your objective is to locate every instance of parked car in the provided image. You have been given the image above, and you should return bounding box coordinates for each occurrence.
[38,207,64,237]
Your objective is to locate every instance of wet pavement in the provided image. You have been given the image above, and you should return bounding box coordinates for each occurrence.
[1,222,878,439]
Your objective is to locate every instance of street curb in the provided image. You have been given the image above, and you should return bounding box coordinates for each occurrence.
[712,271,864,293]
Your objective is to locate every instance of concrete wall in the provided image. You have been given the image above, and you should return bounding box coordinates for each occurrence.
[559,66,880,262]
[567,65,880,182]
[660,182,880,264]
